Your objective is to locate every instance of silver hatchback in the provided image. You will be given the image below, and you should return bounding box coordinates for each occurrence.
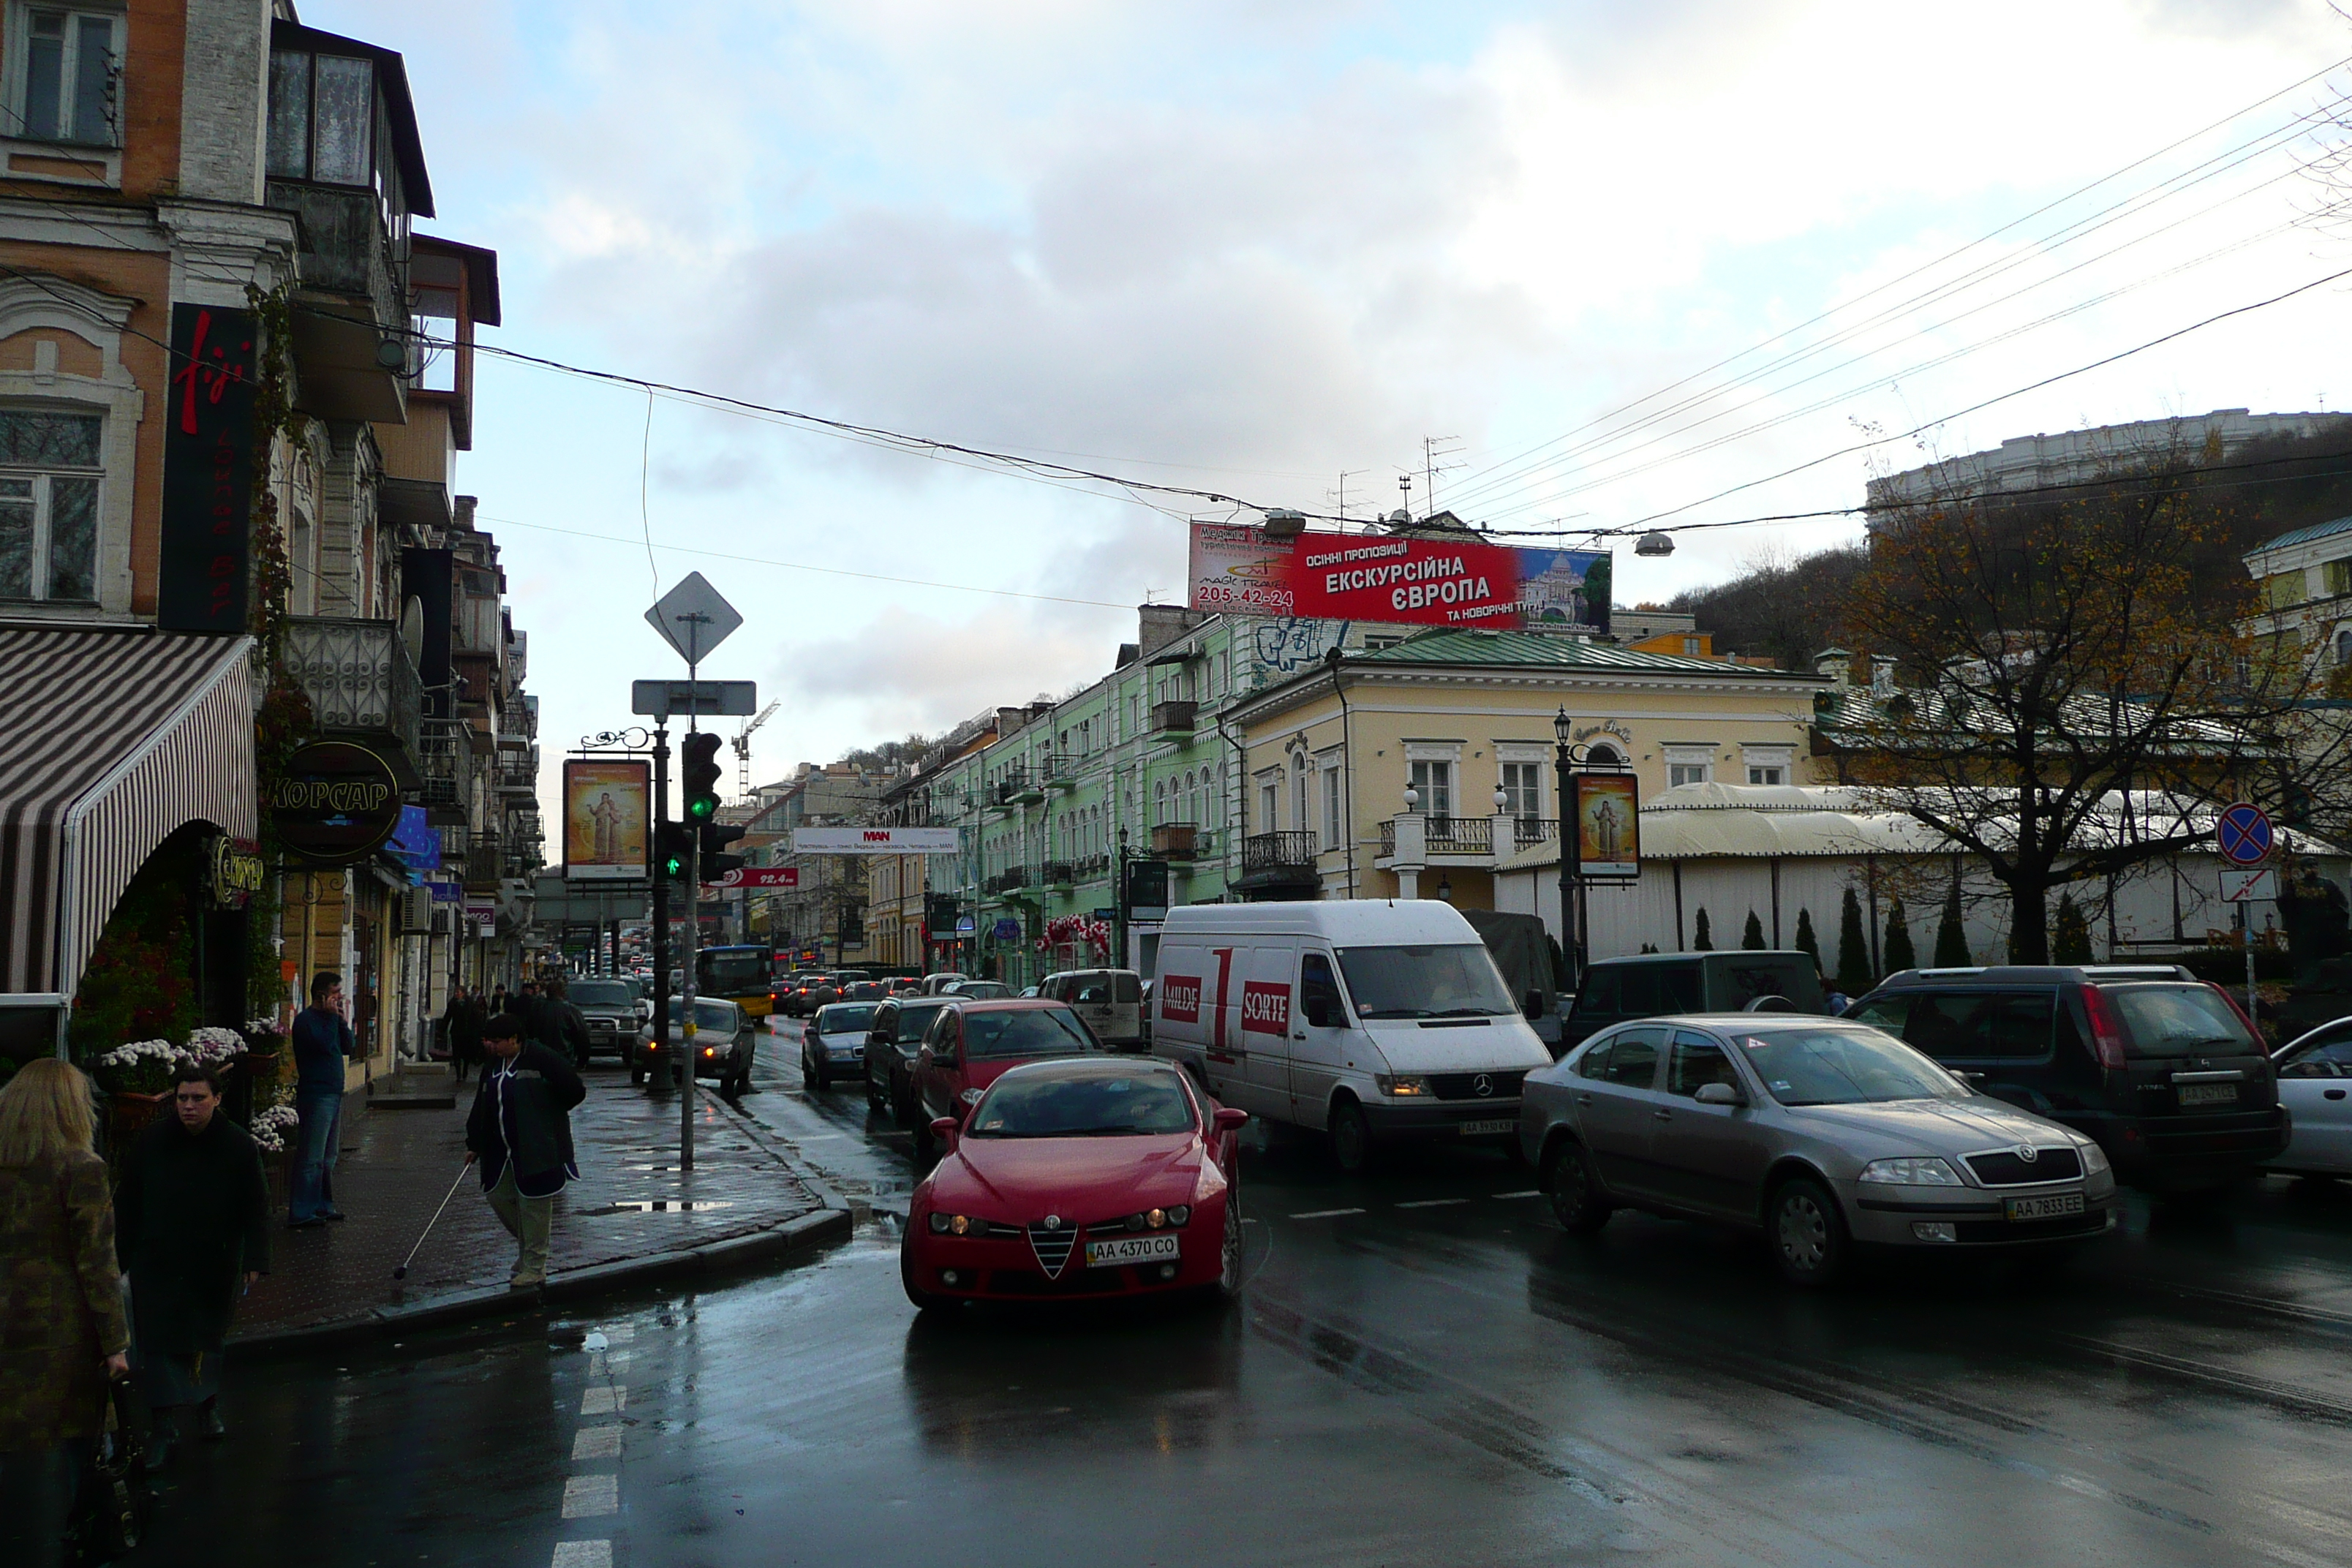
[1519,1014,2119,1285]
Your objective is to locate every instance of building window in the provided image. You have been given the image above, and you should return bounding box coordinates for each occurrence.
[1259,775,1279,830]
[1741,744,1795,788]
[1408,759,1452,818]
[1153,779,1166,826]
[1322,765,1343,850]
[1747,764,1786,785]
[1364,635,1402,651]
[268,48,377,185]
[1500,761,1543,821]
[11,7,121,147]
[1663,744,1713,788]
[0,408,100,602]
[1668,762,1709,786]
[1683,636,1701,656]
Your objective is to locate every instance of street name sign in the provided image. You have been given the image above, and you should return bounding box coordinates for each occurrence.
[632,679,758,719]
[2216,802,2274,867]
[791,826,961,854]
[644,572,742,664]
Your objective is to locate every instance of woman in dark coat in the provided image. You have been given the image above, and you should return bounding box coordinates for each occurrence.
[0,1059,130,1568]
[446,985,486,1084]
[114,1062,269,1468]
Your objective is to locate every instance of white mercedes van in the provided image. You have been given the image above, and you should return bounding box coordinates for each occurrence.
[1151,901,1553,1171]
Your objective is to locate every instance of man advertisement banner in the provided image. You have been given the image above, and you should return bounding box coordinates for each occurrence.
[562,760,650,880]
[1187,522,1608,631]
[791,825,960,853]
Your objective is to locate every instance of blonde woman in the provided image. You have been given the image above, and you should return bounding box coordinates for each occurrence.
[0,1059,130,1568]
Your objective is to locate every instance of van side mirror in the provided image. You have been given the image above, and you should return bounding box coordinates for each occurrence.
[1693,1082,1745,1107]
[1213,1107,1248,1131]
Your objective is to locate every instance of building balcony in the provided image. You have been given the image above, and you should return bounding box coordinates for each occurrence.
[1235,830,1320,892]
[1041,754,1077,790]
[1041,859,1075,890]
[1074,853,1111,882]
[1512,817,1558,849]
[415,722,472,823]
[497,750,538,794]
[1150,700,1196,735]
[266,178,410,424]
[1378,815,1493,859]
[1150,823,1198,862]
[284,617,421,778]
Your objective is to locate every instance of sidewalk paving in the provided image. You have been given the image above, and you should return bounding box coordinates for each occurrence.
[228,1066,845,1349]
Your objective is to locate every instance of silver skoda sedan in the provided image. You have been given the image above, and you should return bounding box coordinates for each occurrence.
[1519,1015,2119,1285]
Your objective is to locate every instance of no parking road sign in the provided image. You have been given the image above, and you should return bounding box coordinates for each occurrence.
[2215,802,2274,867]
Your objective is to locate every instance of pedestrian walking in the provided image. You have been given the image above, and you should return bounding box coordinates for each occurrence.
[113,1063,268,1470]
[446,985,486,1085]
[0,1060,131,1568]
[544,978,592,1070]
[465,1012,585,1291]
[289,970,358,1227]
[489,984,510,1018]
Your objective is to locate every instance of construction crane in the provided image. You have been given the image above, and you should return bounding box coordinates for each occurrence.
[732,701,779,797]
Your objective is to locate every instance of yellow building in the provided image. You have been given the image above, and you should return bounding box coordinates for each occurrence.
[1226,630,1828,909]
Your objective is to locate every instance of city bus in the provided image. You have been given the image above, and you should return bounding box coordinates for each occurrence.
[696,944,775,1019]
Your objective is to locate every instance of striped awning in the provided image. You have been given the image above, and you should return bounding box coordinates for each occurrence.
[0,626,256,995]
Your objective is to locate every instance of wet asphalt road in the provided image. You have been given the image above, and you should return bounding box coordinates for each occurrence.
[145,1017,2352,1568]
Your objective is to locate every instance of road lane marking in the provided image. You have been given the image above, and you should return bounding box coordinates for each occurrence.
[561,1475,618,1518]
[597,1324,635,1344]
[1395,1198,1471,1208]
[1493,1190,1540,1199]
[587,1352,632,1376]
[1288,1207,1367,1219]
[572,1425,622,1460]
[551,1544,610,1568]
[580,1387,626,1415]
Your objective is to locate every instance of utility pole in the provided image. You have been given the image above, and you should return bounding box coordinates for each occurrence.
[651,721,671,1047]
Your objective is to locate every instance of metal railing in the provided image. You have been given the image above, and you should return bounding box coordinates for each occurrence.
[1243,831,1319,875]
[1041,859,1075,886]
[1150,700,1196,734]
[1513,817,1558,848]
[1425,816,1492,854]
[284,617,421,764]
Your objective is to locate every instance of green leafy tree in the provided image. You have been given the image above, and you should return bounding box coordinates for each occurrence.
[1883,897,1918,973]
[1794,908,1820,966]
[1836,887,1873,994]
[1934,881,1971,967]
[1693,908,1713,951]
[2054,893,2092,964]
[1741,910,1766,950]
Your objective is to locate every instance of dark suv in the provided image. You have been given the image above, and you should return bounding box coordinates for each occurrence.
[1844,965,2286,1192]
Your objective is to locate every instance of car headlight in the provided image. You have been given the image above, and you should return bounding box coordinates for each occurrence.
[1857,1156,1964,1186]
[2078,1141,2111,1177]
[959,1087,985,1106]
[1166,1205,1191,1226]
[926,1213,973,1236]
[1376,1074,1430,1097]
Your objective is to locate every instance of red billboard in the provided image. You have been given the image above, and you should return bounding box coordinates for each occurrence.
[1188,523,1605,630]
[706,865,799,889]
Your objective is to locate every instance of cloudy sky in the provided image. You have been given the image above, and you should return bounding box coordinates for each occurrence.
[307,0,2352,799]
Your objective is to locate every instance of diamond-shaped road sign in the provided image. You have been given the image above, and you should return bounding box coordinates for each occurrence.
[644,571,742,666]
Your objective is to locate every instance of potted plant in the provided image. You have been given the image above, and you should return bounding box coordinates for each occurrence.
[91,1039,181,1146]
[250,1104,299,1213]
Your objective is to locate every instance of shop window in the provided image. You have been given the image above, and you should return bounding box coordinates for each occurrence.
[10,6,121,147]
[0,407,101,602]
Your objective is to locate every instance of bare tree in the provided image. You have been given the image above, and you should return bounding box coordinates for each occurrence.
[1831,459,2351,963]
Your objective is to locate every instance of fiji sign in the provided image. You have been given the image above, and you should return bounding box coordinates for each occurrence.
[791,826,960,854]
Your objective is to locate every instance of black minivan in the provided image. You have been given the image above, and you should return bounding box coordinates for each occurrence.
[1845,965,2287,1192]
[1563,951,1828,1053]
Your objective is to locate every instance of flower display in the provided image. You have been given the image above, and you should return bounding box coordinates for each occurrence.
[251,1103,299,1154]
[184,1025,249,1066]
[91,1039,183,1097]
[1039,914,1114,960]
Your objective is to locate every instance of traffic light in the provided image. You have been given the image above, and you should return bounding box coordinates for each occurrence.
[700,821,747,881]
[655,822,694,882]
[681,731,723,823]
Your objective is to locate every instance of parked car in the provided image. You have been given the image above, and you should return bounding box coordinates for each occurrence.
[565,978,641,1060]
[804,1002,880,1090]
[1150,901,1550,1173]
[901,1057,1248,1309]
[783,973,841,1018]
[1039,968,1147,1049]
[2267,1017,2352,1178]
[920,972,970,995]
[866,997,955,1123]
[943,980,1013,1000]
[1564,951,1828,1051]
[841,981,889,1003]
[1521,1014,2119,1285]
[910,999,1101,1157]
[1844,965,2286,1192]
[633,996,755,1095]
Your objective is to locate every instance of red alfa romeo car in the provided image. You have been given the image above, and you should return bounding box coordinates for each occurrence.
[902,1056,1248,1308]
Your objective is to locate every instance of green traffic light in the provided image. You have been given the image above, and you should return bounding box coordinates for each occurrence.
[687,796,715,820]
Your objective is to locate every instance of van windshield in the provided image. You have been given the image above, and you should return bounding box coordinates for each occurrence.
[1335,945,1518,1019]
[2107,984,2255,1058]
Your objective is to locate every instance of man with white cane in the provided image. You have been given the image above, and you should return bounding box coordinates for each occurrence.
[464,1014,584,1292]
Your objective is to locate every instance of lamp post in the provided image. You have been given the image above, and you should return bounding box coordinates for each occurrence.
[1552,705,1624,987]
